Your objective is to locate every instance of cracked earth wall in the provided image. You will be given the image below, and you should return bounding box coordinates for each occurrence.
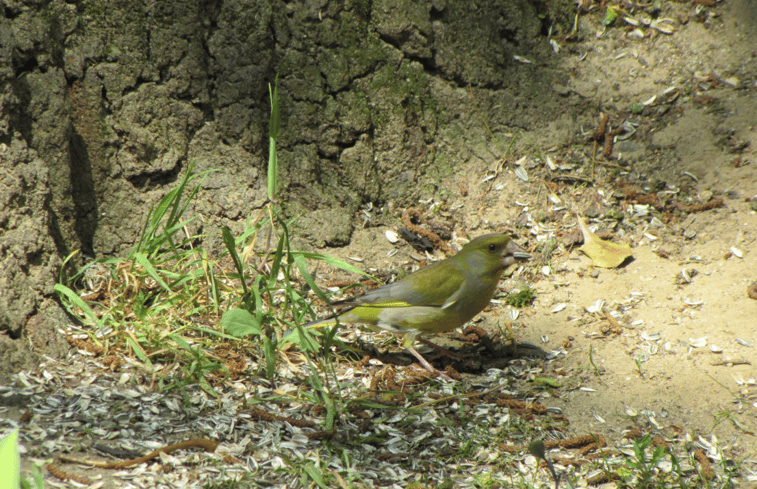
[0,0,572,369]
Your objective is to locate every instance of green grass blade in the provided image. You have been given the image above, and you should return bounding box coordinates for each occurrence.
[263,336,276,379]
[269,75,280,140]
[170,334,194,351]
[268,233,286,292]
[222,227,249,297]
[162,162,193,232]
[303,462,327,489]
[133,252,171,292]
[126,335,153,368]
[249,275,265,320]
[205,255,221,311]
[268,76,280,199]
[293,252,379,282]
[189,326,240,341]
[291,253,330,305]
[53,283,103,330]
[268,139,277,200]
[132,201,156,256]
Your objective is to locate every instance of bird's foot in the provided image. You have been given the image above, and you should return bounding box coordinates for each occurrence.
[417,337,463,361]
[407,346,456,381]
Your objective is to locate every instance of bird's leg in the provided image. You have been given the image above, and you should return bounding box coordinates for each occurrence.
[407,346,454,382]
[417,337,463,361]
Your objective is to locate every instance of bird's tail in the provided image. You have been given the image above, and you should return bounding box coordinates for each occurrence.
[302,317,339,329]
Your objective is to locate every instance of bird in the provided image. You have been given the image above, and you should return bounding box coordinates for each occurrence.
[304,233,530,380]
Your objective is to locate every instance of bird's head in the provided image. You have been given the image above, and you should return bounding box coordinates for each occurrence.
[460,233,530,276]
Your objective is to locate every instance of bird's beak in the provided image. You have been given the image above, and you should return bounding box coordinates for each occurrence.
[502,240,530,267]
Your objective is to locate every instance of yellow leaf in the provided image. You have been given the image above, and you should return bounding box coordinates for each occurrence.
[577,215,633,268]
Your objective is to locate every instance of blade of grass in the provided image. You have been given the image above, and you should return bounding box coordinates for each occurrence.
[268,76,280,200]
[222,227,250,297]
[293,252,378,281]
[267,232,286,296]
[53,283,104,332]
[126,332,153,369]
[133,252,171,292]
[263,336,277,379]
[303,462,328,489]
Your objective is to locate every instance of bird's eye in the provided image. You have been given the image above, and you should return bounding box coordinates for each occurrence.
[488,244,497,252]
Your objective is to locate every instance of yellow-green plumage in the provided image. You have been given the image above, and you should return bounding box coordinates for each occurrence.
[306,233,530,379]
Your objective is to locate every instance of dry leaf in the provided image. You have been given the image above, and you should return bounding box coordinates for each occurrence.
[576,215,633,268]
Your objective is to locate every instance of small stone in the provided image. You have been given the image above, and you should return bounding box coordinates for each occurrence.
[584,203,604,218]
[748,282,757,300]
[683,229,697,240]
[698,190,713,203]
[590,269,601,278]
[750,198,757,213]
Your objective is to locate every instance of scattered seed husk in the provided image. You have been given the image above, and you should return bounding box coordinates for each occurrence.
[514,165,529,182]
[586,299,605,314]
[682,297,703,306]
[641,95,657,106]
[385,230,399,244]
[680,269,691,283]
[545,155,556,170]
[641,332,661,341]
[576,215,633,268]
[650,19,677,34]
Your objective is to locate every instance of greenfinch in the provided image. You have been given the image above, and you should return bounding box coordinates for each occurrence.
[306,233,530,380]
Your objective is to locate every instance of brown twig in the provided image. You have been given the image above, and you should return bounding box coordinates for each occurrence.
[47,463,91,484]
[249,406,316,428]
[58,438,219,469]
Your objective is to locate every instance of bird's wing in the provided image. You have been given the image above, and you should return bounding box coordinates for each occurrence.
[334,260,466,309]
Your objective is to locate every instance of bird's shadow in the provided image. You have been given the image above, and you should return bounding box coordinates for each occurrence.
[348,329,549,375]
